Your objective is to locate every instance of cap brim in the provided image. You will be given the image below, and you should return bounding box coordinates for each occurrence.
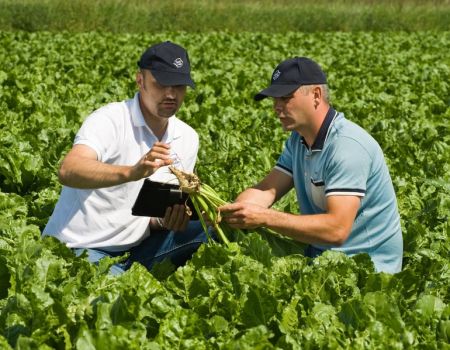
[151,70,195,88]
[254,84,300,101]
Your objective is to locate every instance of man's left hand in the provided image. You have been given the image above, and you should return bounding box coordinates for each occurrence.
[218,202,266,230]
[162,204,191,232]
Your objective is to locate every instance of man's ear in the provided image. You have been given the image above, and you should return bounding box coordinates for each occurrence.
[312,86,322,109]
[136,71,144,89]
[313,85,322,100]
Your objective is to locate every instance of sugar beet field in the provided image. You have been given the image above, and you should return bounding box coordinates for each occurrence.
[0,31,449,348]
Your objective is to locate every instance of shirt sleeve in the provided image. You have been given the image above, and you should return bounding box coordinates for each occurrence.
[275,135,294,177]
[74,106,121,162]
[324,137,371,197]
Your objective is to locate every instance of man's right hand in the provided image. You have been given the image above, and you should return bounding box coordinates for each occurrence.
[129,142,173,181]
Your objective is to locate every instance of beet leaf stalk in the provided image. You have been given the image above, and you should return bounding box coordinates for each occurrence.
[169,166,242,247]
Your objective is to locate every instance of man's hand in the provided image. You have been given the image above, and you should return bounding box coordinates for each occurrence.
[162,204,191,232]
[129,142,173,181]
[218,202,267,230]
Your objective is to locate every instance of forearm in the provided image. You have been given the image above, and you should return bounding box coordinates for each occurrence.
[261,209,350,246]
[235,168,292,208]
[235,187,276,208]
[58,142,172,189]
[58,157,132,189]
[222,194,358,246]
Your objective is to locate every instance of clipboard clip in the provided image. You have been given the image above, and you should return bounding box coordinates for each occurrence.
[169,188,184,199]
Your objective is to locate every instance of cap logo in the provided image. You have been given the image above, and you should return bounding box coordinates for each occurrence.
[173,58,184,68]
[272,69,281,81]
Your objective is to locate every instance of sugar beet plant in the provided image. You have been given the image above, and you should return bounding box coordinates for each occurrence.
[0,31,449,348]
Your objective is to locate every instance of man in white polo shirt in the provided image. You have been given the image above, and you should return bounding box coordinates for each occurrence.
[219,57,403,273]
[43,41,208,274]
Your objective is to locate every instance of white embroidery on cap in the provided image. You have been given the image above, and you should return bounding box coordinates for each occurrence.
[273,69,281,80]
[173,58,184,68]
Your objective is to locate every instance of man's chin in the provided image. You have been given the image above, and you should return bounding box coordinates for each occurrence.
[157,109,177,118]
[281,124,294,132]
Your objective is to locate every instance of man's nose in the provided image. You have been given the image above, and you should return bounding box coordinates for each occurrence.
[164,86,176,98]
[273,99,283,114]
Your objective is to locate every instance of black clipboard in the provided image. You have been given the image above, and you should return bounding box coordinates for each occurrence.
[131,179,198,219]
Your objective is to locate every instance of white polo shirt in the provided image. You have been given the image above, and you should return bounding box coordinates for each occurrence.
[43,93,199,252]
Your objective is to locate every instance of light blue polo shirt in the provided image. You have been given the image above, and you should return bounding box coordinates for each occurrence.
[275,108,403,273]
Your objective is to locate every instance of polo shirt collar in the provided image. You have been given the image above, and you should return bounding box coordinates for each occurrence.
[130,93,182,142]
[301,107,338,151]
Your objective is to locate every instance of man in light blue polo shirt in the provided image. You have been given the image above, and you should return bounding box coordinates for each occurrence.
[219,57,403,273]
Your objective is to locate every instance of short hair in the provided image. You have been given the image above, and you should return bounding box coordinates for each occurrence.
[299,84,330,104]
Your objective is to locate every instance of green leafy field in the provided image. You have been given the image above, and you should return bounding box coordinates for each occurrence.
[1,0,449,32]
[0,31,449,348]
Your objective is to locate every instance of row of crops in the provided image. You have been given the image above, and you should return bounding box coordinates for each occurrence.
[0,31,449,348]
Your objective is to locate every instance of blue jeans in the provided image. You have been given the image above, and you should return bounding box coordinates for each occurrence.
[304,244,325,258]
[73,220,210,275]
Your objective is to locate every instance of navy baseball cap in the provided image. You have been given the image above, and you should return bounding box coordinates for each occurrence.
[138,41,195,88]
[254,57,327,101]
